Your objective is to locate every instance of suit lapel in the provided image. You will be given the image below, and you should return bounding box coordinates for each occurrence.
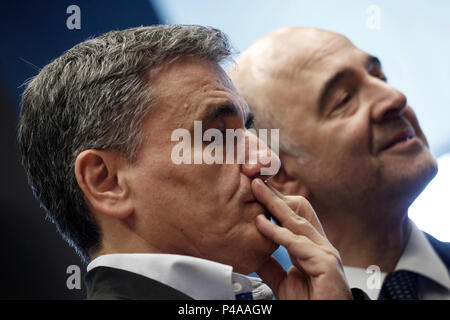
[424,232,450,272]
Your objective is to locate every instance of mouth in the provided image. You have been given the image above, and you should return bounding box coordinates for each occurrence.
[241,178,275,223]
[379,128,416,152]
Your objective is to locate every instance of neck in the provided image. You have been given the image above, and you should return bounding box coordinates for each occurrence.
[318,206,411,273]
[90,215,163,261]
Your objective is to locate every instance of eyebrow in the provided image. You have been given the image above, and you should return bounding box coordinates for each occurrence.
[201,104,238,121]
[367,55,387,81]
[198,103,252,125]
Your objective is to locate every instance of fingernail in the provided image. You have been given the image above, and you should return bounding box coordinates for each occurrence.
[256,214,268,222]
[253,178,264,186]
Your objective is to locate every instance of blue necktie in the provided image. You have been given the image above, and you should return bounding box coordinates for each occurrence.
[378,270,419,300]
[235,292,253,300]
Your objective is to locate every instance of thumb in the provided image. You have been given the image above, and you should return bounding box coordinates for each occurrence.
[256,256,286,296]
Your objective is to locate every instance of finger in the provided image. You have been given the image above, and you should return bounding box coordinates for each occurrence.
[264,181,326,238]
[256,214,320,260]
[252,179,325,244]
[256,215,339,277]
[256,256,286,296]
[264,181,285,199]
[251,178,299,227]
[284,195,326,237]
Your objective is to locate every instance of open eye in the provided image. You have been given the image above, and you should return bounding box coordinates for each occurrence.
[210,128,226,142]
[245,113,255,129]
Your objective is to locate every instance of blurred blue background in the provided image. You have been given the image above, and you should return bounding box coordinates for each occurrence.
[0,0,161,299]
[0,0,448,298]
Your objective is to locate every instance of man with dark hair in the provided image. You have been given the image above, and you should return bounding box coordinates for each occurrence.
[18,25,358,300]
[228,26,450,300]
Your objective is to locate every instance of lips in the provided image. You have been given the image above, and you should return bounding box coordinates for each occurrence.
[243,185,272,220]
[241,178,276,222]
[379,127,416,152]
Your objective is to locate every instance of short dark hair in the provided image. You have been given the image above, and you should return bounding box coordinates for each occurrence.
[17,24,232,263]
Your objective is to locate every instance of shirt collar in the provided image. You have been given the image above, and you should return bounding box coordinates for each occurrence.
[344,219,450,299]
[395,220,450,290]
[87,253,271,300]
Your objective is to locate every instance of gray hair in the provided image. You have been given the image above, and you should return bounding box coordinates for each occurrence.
[17,25,232,263]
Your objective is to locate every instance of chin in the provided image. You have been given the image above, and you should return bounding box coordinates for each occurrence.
[233,246,279,275]
[250,238,279,272]
[410,153,438,198]
[234,232,279,275]
[387,152,438,207]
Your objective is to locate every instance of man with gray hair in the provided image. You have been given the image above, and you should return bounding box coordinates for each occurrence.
[18,25,360,300]
[228,26,450,300]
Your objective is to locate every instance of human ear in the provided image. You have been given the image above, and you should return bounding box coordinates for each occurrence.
[75,149,133,219]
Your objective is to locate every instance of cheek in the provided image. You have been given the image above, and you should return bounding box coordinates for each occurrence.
[321,119,369,156]
[133,154,239,215]
[348,127,368,151]
[131,137,245,220]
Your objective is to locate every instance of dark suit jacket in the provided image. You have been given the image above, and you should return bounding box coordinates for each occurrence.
[425,232,450,272]
[85,266,193,300]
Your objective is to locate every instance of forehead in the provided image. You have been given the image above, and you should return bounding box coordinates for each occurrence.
[147,56,248,127]
[294,35,366,81]
[276,33,372,112]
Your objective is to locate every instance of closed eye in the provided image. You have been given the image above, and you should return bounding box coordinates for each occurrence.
[335,92,352,110]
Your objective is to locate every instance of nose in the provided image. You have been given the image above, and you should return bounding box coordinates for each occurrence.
[370,81,408,123]
[240,129,281,180]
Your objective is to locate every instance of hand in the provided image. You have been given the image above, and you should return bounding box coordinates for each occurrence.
[251,178,352,300]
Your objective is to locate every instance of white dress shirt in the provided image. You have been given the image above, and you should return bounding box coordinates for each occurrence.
[344,220,450,300]
[87,253,273,300]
